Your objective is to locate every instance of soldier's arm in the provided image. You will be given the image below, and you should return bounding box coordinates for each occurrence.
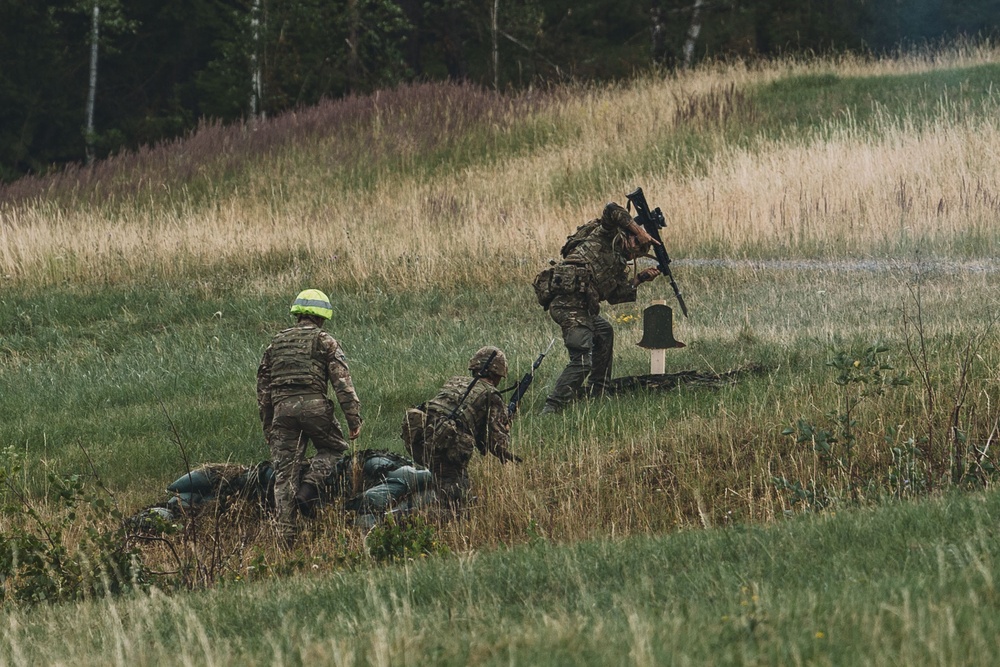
[608,265,659,304]
[602,202,655,245]
[321,334,363,437]
[256,346,274,433]
[605,277,639,305]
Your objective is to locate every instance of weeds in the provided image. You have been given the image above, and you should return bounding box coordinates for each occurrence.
[366,514,449,564]
[0,447,150,605]
[777,342,917,509]
[775,330,1000,513]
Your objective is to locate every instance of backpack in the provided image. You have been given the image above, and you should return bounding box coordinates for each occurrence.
[532,262,558,310]
[427,418,475,466]
[560,219,601,258]
[532,219,602,310]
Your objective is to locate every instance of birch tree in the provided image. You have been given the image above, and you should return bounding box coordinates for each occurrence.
[682,0,705,69]
[85,2,99,164]
[77,0,132,164]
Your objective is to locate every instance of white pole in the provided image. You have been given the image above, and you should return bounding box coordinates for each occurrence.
[250,0,261,119]
[651,349,665,375]
[682,0,705,69]
[650,299,666,374]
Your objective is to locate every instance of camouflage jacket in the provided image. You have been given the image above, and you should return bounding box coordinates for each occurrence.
[425,375,513,462]
[256,320,362,432]
[555,202,638,314]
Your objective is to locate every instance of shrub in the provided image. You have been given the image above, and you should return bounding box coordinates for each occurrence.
[0,449,150,605]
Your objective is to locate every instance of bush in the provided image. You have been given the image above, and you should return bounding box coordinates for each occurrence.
[0,449,150,605]
[365,513,449,564]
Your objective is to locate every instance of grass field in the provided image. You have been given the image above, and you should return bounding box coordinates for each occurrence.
[2,41,1000,663]
[5,490,1000,665]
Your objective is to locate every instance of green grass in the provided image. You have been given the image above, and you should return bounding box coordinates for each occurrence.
[2,264,997,514]
[753,63,1000,135]
[4,488,1000,665]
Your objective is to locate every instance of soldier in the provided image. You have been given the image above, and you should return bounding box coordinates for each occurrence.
[401,346,520,508]
[533,201,660,414]
[256,288,363,543]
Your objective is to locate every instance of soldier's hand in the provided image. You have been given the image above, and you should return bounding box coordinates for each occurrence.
[633,267,660,286]
[349,424,362,440]
[630,223,659,247]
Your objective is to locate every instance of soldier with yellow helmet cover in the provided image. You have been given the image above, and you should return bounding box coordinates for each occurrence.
[256,288,363,544]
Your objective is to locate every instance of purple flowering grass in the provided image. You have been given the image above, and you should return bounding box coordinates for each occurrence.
[0,81,551,209]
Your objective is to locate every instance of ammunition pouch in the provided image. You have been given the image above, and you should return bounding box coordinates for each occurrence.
[533,262,591,311]
[428,418,475,466]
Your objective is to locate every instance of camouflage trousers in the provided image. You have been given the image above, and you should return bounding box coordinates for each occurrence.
[544,300,614,409]
[268,393,348,538]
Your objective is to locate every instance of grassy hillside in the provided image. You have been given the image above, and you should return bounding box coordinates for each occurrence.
[2,41,1000,663]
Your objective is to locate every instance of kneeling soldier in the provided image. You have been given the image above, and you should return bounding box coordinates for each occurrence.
[401,346,520,507]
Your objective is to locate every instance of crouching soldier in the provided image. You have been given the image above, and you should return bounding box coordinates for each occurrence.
[257,289,363,544]
[401,346,520,509]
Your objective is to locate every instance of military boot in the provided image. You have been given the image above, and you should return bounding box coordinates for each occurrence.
[294,482,320,519]
[540,401,562,415]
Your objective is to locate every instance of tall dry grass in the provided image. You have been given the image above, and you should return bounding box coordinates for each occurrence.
[2,43,1000,288]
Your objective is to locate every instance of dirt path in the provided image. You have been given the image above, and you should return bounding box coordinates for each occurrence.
[676,258,1000,274]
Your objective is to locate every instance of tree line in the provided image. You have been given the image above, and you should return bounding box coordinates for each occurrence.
[2,0,997,182]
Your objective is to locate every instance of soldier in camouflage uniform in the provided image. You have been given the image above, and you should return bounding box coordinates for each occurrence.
[400,346,520,507]
[257,289,363,543]
[534,202,660,414]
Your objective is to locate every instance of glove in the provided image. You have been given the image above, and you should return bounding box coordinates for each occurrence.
[638,267,660,283]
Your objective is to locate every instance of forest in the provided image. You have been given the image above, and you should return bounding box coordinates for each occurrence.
[2,0,999,182]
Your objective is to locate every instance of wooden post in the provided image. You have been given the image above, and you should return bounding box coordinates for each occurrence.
[650,299,666,374]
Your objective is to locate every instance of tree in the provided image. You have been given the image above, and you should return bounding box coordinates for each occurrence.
[0,1,102,178]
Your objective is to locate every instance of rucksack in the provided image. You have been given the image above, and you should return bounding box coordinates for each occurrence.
[560,219,601,258]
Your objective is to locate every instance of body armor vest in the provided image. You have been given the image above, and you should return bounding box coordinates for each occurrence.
[269,326,327,395]
[426,376,493,432]
[565,234,627,302]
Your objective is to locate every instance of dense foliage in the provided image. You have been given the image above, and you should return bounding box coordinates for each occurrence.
[2,0,999,181]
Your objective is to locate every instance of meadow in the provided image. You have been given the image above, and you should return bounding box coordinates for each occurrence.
[2,41,1000,663]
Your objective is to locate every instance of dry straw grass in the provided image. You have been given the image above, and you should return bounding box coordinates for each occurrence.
[2,43,1000,289]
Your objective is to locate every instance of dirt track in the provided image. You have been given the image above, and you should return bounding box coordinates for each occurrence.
[677,258,1000,274]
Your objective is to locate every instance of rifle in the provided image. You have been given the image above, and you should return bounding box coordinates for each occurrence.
[507,338,557,416]
[446,349,498,422]
[626,187,689,317]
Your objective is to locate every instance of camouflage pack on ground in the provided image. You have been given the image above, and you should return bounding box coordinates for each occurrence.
[128,449,438,532]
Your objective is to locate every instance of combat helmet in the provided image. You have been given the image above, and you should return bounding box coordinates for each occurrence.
[290,289,333,321]
[468,346,508,379]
